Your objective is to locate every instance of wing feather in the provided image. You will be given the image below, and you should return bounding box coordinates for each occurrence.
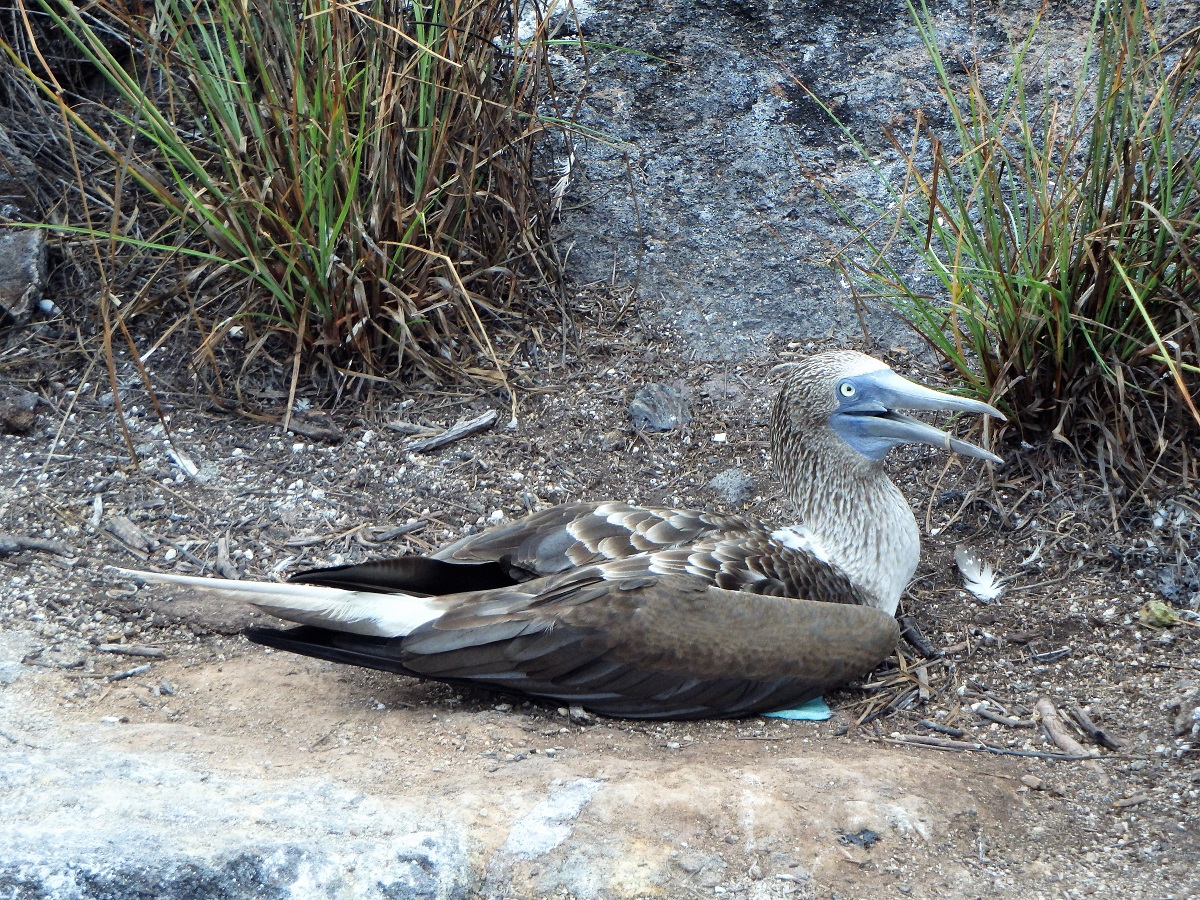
[427,502,872,607]
[247,568,898,719]
[434,502,726,574]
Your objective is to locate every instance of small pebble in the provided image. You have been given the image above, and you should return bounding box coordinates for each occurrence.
[567,705,594,725]
[629,383,691,432]
[599,430,624,451]
[707,468,754,504]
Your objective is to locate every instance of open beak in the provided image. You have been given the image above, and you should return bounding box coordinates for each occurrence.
[841,368,1006,464]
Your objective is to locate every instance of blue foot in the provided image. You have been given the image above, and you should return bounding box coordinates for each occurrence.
[762,696,833,721]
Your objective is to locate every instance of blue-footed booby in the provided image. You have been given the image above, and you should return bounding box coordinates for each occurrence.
[117,351,1003,719]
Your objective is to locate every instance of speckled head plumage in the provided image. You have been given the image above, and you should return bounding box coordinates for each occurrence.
[772,351,893,474]
[770,350,1004,613]
[774,350,890,419]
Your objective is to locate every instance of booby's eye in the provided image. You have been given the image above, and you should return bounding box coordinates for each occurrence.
[838,381,856,398]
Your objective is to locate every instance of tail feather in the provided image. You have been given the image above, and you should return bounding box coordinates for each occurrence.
[246,625,418,677]
[110,566,442,638]
[288,557,517,594]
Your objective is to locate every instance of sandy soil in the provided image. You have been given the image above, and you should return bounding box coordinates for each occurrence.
[1,314,1197,898]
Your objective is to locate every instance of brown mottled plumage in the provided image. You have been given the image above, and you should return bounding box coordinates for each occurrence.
[117,351,1003,719]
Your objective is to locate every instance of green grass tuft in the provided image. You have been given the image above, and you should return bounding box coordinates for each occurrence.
[2,0,564,392]
[808,0,1200,492]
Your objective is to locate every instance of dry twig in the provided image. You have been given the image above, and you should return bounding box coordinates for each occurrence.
[1066,702,1126,751]
[1035,698,1094,757]
[406,410,498,453]
[886,733,1090,760]
[0,533,74,557]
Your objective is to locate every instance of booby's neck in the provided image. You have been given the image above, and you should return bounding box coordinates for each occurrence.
[773,434,920,617]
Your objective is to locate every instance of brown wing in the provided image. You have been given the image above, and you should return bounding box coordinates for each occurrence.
[642,536,874,605]
[289,503,872,606]
[285,502,732,595]
[432,501,734,576]
[430,499,872,604]
[246,563,898,720]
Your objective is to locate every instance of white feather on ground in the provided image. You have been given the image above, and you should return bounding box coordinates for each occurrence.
[109,567,442,638]
[549,150,575,218]
[953,545,1006,602]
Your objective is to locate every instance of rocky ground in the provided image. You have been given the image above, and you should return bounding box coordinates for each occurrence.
[1,311,1197,899]
[547,0,1200,357]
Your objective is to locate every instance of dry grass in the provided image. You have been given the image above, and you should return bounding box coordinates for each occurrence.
[1,0,568,405]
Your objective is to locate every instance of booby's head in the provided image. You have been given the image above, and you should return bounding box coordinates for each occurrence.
[774,350,1005,466]
[771,350,1004,613]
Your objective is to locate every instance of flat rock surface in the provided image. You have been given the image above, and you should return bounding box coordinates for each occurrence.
[553,0,1200,360]
[0,632,1142,900]
[551,1,1051,355]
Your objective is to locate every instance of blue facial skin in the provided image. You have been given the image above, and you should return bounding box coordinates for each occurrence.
[829,377,898,461]
[826,368,1003,463]
[831,409,900,460]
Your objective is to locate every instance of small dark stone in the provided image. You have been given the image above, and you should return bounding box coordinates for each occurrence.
[0,387,38,434]
[629,383,691,432]
[286,410,345,444]
[0,228,46,325]
[1156,564,1200,609]
[838,828,881,849]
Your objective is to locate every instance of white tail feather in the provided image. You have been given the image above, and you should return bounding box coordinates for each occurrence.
[110,567,442,638]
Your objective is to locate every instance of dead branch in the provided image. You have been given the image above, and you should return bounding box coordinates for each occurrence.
[406,410,498,453]
[1035,698,1094,757]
